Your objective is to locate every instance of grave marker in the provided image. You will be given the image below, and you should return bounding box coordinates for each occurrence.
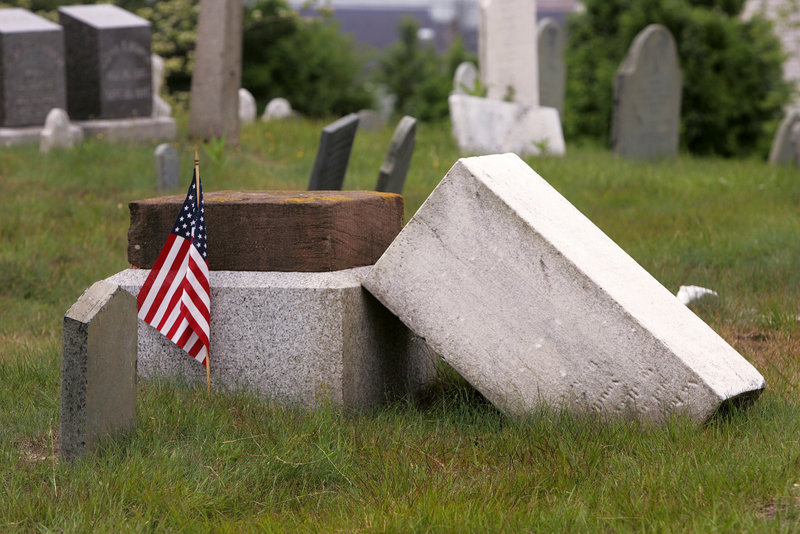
[262,97,293,121]
[479,0,539,105]
[0,8,66,127]
[40,108,81,153]
[537,18,565,116]
[238,88,256,124]
[611,24,682,159]
[376,116,417,194]
[189,0,242,143]
[453,61,478,95]
[59,5,152,120]
[60,280,137,459]
[768,109,800,165]
[363,154,765,424]
[307,113,359,191]
[154,143,179,191]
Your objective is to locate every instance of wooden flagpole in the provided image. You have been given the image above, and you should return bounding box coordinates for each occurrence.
[195,151,211,396]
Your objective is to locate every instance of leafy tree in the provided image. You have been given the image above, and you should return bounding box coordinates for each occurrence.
[565,0,790,156]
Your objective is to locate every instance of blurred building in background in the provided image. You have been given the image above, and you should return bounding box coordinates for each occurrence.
[286,0,580,54]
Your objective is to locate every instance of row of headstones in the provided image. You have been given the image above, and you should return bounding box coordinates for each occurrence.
[154,113,418,195]
[0,6,156,128]
[452,7,682,160]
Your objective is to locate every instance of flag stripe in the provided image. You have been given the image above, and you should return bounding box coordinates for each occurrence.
[136,167,210,368]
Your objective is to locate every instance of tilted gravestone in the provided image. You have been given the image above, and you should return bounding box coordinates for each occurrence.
[453,61,478,95]
[537,18,565,117]
[611,24,682,159]
[307,113,360,191]
[189,0,242,144]
[768,109,800,165]
[154,143,179,191]
[363,154,765,424]
[59,5,152,120]
[376,116,417,194]
[479,0,539,105]
[0,8,66,127]
[60,280,137,460]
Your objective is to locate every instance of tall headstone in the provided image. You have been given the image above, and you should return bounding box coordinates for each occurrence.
[59,5,152,120]
[154,143,179,191]
[307,113,360,191]
[453,61,478,95]
[478,0,539,105]
[611,24,682,159]
[189,0,243,144]
[363,154,765,424]
[60,280,137,460]
[537,18,565,117]
[0,9,66,127]
[376,116,417,194]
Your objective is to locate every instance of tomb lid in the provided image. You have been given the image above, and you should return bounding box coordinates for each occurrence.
[58,4,150,29]
[0,8,62,33]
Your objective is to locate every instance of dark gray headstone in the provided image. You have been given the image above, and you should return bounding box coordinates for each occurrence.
[307,113,360,191]
[58,4,152,120]
[769,109,800,165]
[611,24,682,159]
[155,143,179,191]
[537,18,565,117]
[0,8,66,127]
[376,116,417,194]
[60,280,137,460]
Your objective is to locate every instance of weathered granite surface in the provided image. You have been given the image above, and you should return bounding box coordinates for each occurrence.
[363,154,764,424]
[107,268,437,410]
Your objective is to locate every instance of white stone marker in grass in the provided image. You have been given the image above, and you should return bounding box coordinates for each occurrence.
[362,153,765,424]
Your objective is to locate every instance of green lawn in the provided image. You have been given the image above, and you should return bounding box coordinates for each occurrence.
[2,117,800,531]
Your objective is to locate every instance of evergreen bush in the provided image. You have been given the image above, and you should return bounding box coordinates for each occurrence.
[565,0,790,156]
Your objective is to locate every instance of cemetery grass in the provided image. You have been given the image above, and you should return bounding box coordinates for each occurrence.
[3,118,800,532]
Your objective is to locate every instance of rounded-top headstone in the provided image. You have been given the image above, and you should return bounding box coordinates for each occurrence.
[611,24,682,159]
[453,61,478,95]
[238,88,257,124]
[262,97,293,121]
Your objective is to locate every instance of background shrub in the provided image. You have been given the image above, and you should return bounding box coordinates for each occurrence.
[374,17,474,122]
[565,0,791,156]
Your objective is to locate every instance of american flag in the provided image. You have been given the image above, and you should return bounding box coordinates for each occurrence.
[137,168,210,366]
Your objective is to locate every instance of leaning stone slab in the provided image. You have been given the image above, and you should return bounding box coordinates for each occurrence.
[769,109,800,165]
[128,190,404,272]
[449,94,565,156]
[107,268,437,410]
[0,8,66,127]
[376,116,417,194]
[362,154,765,424]
[60,280,137,460]
[612,24,682,159]
[307,113,360,190]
